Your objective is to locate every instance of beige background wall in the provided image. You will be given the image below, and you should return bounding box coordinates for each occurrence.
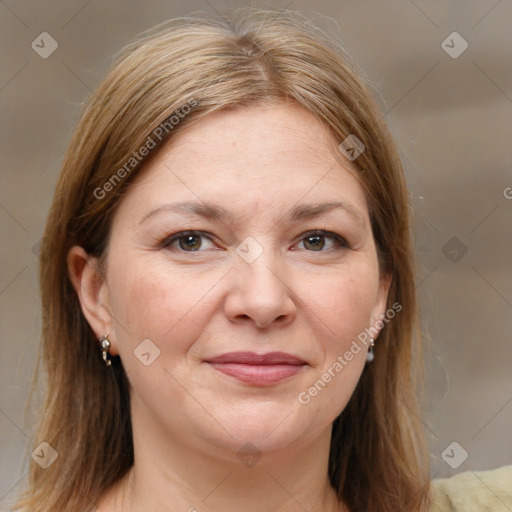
[1,0,511,506]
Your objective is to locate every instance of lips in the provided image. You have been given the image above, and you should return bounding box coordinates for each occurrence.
[205,351,306,385]
[206,351,305,365]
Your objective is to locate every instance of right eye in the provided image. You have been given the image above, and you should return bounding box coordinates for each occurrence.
[160,231,217,252]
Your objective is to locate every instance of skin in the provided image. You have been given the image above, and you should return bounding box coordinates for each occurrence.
[69,102,391,512]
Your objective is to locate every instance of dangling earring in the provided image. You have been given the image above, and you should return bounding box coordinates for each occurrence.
[366,338,375,363]
[99,334,112,366]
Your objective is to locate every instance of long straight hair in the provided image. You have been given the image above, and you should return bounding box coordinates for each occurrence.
[14,8,430,511]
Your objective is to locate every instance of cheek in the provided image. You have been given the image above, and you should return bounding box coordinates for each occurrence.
[107,257,222,362]
[293,262,379,414]
[301,262,380,347]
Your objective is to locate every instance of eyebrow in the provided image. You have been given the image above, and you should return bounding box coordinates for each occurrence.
[139,200,365,226]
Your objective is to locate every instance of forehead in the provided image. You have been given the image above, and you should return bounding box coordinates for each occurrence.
[158,102,343,174]
[117,102,369,224]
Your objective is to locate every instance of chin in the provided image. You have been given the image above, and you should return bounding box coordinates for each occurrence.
[196,406,320,457]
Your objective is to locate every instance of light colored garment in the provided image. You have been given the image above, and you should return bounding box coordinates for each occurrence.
[429,465,512,511]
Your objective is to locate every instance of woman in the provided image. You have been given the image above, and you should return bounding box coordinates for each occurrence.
[13,7,512,512]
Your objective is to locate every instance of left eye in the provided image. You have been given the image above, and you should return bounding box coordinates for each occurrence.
[295,231,348,252]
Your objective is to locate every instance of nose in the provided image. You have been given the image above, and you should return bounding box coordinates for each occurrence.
[223,247,297,329]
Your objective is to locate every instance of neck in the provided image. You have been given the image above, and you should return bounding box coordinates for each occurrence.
[100,410,348,511]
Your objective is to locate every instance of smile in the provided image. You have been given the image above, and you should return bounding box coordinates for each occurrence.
[205,351,307,386]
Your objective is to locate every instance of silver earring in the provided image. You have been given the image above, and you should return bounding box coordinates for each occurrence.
[366,338,375,363]
[99,334,112,366]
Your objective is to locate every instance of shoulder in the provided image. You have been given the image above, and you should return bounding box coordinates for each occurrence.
[429,465,512,511]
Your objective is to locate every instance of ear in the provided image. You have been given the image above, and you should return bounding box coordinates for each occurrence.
[369,271,393,340]
[67,246,118,355]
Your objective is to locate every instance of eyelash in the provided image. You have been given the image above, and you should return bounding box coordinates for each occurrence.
[159,230,350,253]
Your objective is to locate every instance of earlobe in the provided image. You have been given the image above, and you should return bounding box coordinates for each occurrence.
[67,246,117,354]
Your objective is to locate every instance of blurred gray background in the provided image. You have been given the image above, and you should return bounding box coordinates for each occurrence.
[1,0,511,506]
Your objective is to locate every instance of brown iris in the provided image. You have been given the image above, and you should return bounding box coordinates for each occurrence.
[179,234,202,250]
[303,235,325,251]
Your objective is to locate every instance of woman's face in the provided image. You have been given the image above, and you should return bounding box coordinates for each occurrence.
[95,102,390,460]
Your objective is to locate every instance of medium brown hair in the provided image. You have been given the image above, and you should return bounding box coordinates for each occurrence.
[14,8,430,511]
